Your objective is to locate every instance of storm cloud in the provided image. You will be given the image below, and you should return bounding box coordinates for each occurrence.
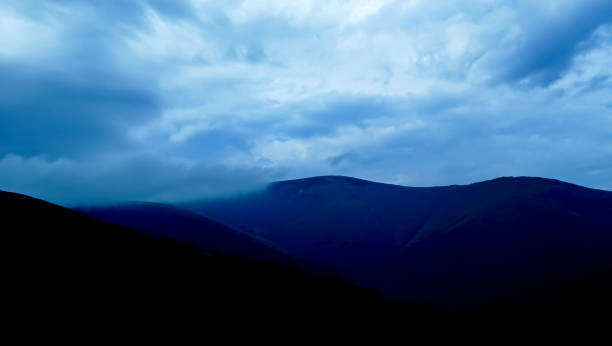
[1,0,611,204]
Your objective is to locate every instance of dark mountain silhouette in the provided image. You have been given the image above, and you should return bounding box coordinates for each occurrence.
[3,182,611,332]
[183,176,612,308]
[75,202,291,264]
[2,189,397,327]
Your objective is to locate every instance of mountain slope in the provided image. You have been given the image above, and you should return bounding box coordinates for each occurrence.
[1,189,387,323]
[75,202,291,264]
[183,176,612,306]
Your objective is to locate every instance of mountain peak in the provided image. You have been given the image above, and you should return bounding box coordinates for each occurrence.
[477,176,564,184]
[466,176,597,193]
[272,175,589,191]
[272,175,374,185]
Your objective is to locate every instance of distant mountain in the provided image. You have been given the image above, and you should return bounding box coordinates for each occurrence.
[75,202,291,265]
[183,176,612,308]
[1,189,388,324]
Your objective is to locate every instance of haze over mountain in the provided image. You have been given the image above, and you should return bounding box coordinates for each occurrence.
[184,176,612,307]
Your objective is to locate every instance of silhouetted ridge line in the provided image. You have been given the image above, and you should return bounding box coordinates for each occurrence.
[184,175,612,309]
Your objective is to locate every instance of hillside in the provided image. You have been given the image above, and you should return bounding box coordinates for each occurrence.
[1,189,387,324]
[75,202,292,264]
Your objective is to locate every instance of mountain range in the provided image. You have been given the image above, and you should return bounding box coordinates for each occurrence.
[6,174,611,317]
[181,176,612,308]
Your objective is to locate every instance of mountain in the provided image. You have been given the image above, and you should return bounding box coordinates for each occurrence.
[1,189,390,325]
[182,176,612,308]
[75,202,291,264]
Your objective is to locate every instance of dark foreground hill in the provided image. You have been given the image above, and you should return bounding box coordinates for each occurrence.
[1,189,392,328]
[75,202,292,265]
[184,176,612,309]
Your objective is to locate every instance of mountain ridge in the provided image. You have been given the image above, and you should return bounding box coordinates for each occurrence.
[183,174,612,305]
[270,175,606,191]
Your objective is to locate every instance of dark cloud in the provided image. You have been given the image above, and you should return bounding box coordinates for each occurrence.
[0,61,159,158]
[491,0,612,86]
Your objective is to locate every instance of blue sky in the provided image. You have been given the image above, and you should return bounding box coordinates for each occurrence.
[1,0,612,204]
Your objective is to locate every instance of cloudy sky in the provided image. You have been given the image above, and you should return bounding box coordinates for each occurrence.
[1,0,612,204]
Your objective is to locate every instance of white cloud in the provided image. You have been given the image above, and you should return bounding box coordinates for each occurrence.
[0,7,60,60]
[551,24,612,96]
[218,0,390,27]
[2,0,612,203]
[250,120,425,167]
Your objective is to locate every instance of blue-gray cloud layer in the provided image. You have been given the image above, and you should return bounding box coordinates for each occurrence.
[1,0,611,204]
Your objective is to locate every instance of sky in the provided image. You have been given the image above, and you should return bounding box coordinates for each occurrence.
[1,0,612,205]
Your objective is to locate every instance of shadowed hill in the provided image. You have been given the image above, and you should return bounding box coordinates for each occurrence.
[183,175,612,307]
[1,189,391,325]
[75,202,292,265]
